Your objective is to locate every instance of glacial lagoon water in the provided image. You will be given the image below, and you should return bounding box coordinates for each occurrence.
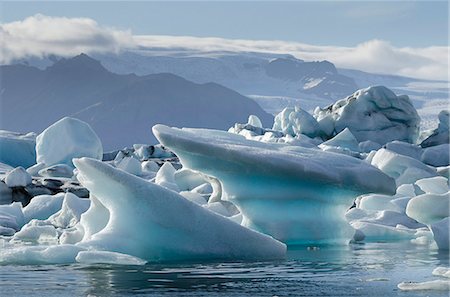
[1,242,448,296]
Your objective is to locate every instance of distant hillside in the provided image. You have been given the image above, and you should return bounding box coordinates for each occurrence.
[0,54,273,149]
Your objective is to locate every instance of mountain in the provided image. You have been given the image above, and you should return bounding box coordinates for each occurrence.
[92,51,359,101]
[0,54,273,149]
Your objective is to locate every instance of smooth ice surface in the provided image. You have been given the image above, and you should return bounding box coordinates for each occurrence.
[415,176,449,195]
[421,144,450,167]
[314,86,420,144]
[0,130,36,168]
[384,141,423,160]
[36,117,103,167]
[73,157,286,262]
[5,167,32,187]
[371,149,436,185]
[153,124,395,245]
[406,193,449,226]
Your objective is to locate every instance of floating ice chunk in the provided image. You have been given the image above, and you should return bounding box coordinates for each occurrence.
[421,110,449,148]
[350,221,415,242]
[12,220,58,244]
[76,251,147,265]
[273,106,320,138]
[115,156,142,176]
[0,202,25,231]
[49,193,90,229]
[153,124,395,245]
[406,192,449,226]
[319,128,359,152]
[192,182,213,195]
[437,166,450,179]
[155,162,179,192]
[313,86,420,144]
[0,130,36,168]
[22,193,65,222]
[398,280,450,291]
[415,176,449,194]
[5,166,32,187]
[371,149,436,185]
[174,168,206,191]
[395,183,417,197]
[248,115,263,128]
[26,162,47,176]
[358,140,382,153]
[384,141,423,160]
[430,218,449,250]
[73,157,286,262]
[36,117,103,168]
[0,244,84,265]
[421,144,450,167]
[141,160,160,173]
[38,164,74,178]
[432,267,450,278]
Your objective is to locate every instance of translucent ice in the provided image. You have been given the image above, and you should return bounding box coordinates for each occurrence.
[36,117,103,168]
[153,124,395,245]
[73,157,286,262]
[0,130,36,168]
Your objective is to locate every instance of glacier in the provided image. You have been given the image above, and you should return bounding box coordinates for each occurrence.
[153,124,396,245]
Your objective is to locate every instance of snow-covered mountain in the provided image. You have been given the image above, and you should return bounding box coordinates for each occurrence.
[0,54,273,149]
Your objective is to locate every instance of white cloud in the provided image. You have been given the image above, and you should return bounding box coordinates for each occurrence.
[1,15,447,81]
[135,35,449,81]
[0,14,134,62]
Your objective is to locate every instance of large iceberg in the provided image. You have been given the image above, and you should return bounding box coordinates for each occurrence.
[153,124,395,245]
[73,157,286,262]
[313,86,420,144]
[36,117,103,168]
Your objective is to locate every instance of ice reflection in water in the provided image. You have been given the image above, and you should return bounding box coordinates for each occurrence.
[1,242,448,297]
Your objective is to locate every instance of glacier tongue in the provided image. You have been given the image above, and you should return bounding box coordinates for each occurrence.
[153,124,396,245]
[73,157,286,262]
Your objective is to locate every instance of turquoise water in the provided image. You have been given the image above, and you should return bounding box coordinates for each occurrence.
[1,242,448,296]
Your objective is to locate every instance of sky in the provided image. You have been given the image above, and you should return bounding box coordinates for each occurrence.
[0,1,449,80]
[1,1,448,47]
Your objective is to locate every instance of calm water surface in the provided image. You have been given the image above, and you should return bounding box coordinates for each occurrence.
[1,242,448,296]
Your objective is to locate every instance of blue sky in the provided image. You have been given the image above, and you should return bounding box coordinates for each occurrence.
[1,1,448,47]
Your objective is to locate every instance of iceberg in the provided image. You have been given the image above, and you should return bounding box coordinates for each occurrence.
[0,130,36,168]
[36,117,103,168]
[313,86,420,144]
[153,124,396,245]
[73,157,286,262]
